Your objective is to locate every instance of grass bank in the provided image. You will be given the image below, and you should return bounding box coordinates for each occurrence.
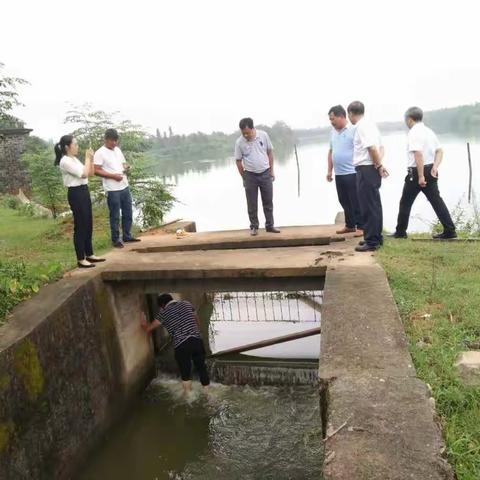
[377,239,480,480]
[0,206,114,323]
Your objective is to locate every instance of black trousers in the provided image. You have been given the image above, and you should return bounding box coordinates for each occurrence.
[244,169,274,229]
[67,185,93,261]
[395,164,455,235]
[174,337,210,386]
[356,165,383,246]
[335,173,363,229]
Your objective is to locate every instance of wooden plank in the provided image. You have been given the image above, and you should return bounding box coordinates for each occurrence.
[208,326,321,358]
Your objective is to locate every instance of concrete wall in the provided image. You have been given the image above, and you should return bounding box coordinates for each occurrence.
[319,262,453,479]
[0,128,32,195]
[0,275,155,479]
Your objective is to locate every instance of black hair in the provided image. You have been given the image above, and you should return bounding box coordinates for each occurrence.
[239,117,254,130]
[405,106,423,122]
[157,293,173,308]
[54,134,74,166]
[347,101,365,116]
[328,105,346,118]
[104,128,119,140]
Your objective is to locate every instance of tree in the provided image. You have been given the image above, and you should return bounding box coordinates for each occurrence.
[23,147,66,219]
[64,104,176,228]
[0,62,28,127]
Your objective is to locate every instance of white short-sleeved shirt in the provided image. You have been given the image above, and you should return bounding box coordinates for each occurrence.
[59,156,88,187]
[93,145,129,192]
[407,122,440,168]
[353,117,382,166]
[234,130,273,173]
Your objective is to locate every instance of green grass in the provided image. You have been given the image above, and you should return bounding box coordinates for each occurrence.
[0,206,114,322]
[377,238,480,479]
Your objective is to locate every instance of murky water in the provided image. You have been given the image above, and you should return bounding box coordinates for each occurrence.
[78,377,322,480]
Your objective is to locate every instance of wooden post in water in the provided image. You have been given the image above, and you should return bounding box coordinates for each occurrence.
[294,144,300,197]
[467,142,473,203]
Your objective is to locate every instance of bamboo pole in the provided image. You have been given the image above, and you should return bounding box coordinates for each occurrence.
[295,144,300,197]
[467,142,473,203]
[207,326,321,358]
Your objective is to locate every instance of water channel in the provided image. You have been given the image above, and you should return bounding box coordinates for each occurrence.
[79,289,323,479]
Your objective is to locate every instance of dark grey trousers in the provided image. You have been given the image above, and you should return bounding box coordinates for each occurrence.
[244,169,274,229]
[356,165,383,247]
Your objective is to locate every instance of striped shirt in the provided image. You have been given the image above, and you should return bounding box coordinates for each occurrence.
[155,300,201,349]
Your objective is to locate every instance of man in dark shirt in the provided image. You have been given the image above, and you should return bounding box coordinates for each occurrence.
[141,293,210,394]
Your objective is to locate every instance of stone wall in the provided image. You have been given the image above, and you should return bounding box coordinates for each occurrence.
[0,128,32,195]
[0,274,155,479]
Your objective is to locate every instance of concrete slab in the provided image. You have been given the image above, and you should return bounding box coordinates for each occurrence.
[319,260,414,378]
[100,246,329,281]
[131,224,346,253]
[323,375,453,480]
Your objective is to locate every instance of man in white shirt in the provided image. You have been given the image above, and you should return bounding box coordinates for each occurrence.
[390,107,456,239]
[235,117,280,236]
[347,101,388,252]
[94,129,141,248]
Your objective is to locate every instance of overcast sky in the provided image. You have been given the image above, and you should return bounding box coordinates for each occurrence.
[2,0,479,139]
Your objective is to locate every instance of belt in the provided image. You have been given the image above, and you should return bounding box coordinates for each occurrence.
[407,164,433,174]
[355,164,376,170]
[245,168,270,175]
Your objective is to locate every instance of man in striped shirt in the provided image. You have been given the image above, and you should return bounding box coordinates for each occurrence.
[141,293,210,394]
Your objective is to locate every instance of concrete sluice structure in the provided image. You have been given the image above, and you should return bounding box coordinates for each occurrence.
[0,223,454,479]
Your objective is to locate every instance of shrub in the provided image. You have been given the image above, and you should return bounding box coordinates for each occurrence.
[1,195,21,210]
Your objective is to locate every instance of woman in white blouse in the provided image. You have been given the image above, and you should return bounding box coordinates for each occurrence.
[54,135,105,268]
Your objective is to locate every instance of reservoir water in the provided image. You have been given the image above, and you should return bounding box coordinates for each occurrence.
[166,133,479,233]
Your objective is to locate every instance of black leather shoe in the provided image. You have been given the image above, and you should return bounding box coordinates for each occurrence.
[266,227,281,233]
[113,241,124,248]
[124,237,141,243]
[432,231,457,240]
[250,228,258,236]
[359,239,383,246]
[355,243,379,252]
[387,232,408,239]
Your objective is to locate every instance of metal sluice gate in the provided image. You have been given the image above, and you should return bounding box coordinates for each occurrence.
[209,290,323,323]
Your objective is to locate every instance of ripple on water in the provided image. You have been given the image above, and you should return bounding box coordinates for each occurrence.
[79,374,323,480]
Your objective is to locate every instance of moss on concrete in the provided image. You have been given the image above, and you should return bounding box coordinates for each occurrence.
[0,421,15,454]
[0,374,11,393]
[13,340,44,401]
[94,287,116,337]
